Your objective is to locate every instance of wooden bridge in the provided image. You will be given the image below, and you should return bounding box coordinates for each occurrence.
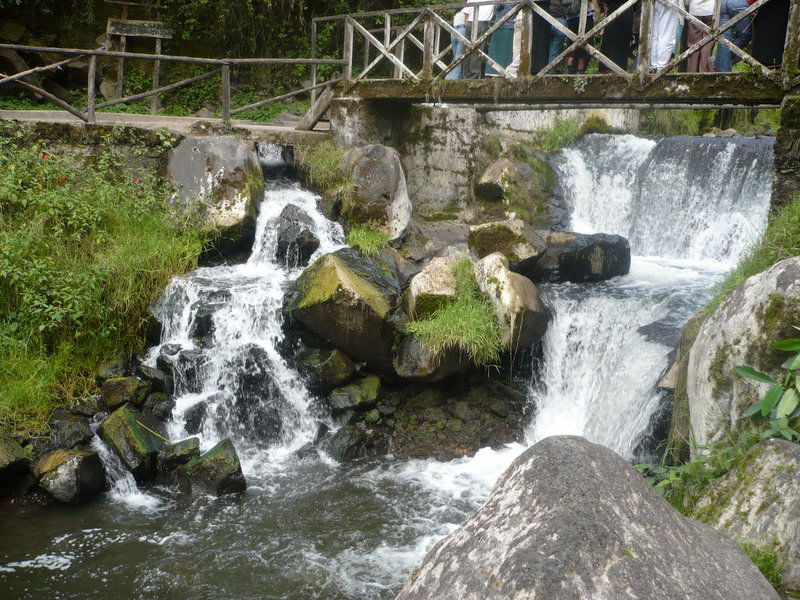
[1,0,799,129]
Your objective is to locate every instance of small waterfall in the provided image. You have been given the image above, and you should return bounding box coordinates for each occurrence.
[529,134,774,461]
[91,437,162,510]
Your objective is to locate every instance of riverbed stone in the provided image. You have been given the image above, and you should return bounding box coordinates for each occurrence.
[694,438,800,595]
[95,356,128,386]
[33,449,106,504]
[404,252,465,319]
[688,257,800,448]
[474,252,550,350]
[392,336,464,383]
[286,248,403,375]
[296,348,355,392]
[158,437,200,474]
[180,438,246,497]
[467,218,544,263]
[513,231,631,283]
[97,404,168,482]
[474,158,552,227]
[135,364,173,396]
[47,411,93,451]
[0,434,29,481]
[100,376,151,411]
[275,204,320,268]
[328,375,381,414]
[319,424,387,461]
[397,435,780,600]
[341,144,412,241]
[143,392,176,423]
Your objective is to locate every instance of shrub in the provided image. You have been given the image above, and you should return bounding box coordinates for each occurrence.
[406,258,502,366]
[346,226,388,258]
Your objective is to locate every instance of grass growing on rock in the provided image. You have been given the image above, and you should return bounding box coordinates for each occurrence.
[740,542,785,591]
[406,258,502,366]
[532,115,615,153]
[0,125,207,435]
[294,139,352,196]
[346,226,389,258]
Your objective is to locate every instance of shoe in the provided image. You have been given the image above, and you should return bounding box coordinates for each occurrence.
[567,64,578,74]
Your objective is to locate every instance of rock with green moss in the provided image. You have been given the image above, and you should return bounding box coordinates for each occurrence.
[474,253,550,350]
[143,392,176,423]
[33,449,106,504]
[693,439,800,595]
[392,335,464,382]
[179,438,246,497]
[319,424,388,461]
[297,348,355,392]
[97,404,168,481]
[328,375,381,414]
[158,437,200,474]
[0,434,29,481]
[95,356,128,386]
[404,252,466,319]
[47,410,93,451]
[514,231,631,283]
[688,258,800,448]
[100,377,152,411]
[467,219,545,263]
[286,248,404,375]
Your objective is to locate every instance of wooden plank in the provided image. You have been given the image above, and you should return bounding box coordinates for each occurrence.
[95,68,221,109]
[343,20,354,85]
[423,16,435,80]
[637,0,654,76]
[116,34,126,98]
[87,55,97,123]
[518,6,532,76]
[221,64,231,122]
[347,16,419,81]
[296,85,336,130]
[150,37,161,114]
[311,20,318,104]
[107,19,173,40]
[232,78,342,115]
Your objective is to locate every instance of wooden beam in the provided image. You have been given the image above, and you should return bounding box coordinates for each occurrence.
[423,16,435,80]
[95,68,220,109]
[0,54,84,86]
[231,78,342,115]
[310,20,318,104]
[150,37,161,114]
[221,64,231,122]
[296,85,336,130]
[0,73,87,121]
[87,54,97,123]
[518,6,532,76]
[347,16,419,81]
[343,20,354,85]
[116,34,126,98]
[107,19,173,40]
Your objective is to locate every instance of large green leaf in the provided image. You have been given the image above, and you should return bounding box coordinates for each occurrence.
[777,388,800,419]
[782,354,800,370]
[775,339,800,352]
[741,400,763,419]
[761,385,784,418]
[736,366,778,385]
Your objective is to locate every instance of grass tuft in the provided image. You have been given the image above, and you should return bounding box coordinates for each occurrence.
[346,226,389,258]
[294,139,352,196]
[740,542,784,591]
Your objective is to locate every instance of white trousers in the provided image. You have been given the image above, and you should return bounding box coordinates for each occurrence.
[506,18,524,78]
[650,0,681,69]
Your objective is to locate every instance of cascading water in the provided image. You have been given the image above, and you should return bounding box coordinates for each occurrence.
[0,135,775,599]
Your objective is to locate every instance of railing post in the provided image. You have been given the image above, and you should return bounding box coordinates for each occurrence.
[87,54,97,124]
[423,13,435,80]
[343,19,354,86]
[637,0,654,83]
[519,4,533,77]
[393,38,406,79]
[384,13,393,79]
[784,0,800,87]
[221,64,231,122]
[310,20,318,105]
[150,37,161,114]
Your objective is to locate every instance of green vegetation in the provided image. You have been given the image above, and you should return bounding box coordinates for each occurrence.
[532,116,615,153]
[294,139,351,196]
[407,258,502,366]
[0,124,207,435]
[740,542,785,591]
[346,226,388,258]
[640,108,781,136]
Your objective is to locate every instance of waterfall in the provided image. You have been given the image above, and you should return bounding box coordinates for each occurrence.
[528,134,774,461]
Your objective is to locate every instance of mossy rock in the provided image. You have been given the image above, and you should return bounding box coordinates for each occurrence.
[180,438,246,497]
[33,449,106,504]
[0,434,29,479]
[158,437,200,474]
[97,404,167,482]
[467,219,544,264]
[328,375,382,414]
[100,377,152,411]
[297,348,356,392]
[143,392,176,423]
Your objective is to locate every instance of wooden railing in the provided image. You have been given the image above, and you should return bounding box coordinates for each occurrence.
[312,0,800,95]
[0,43,346,127]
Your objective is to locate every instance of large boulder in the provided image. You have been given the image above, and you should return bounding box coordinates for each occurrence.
[688,258,800,448]
[100,376,151,411]
[46,411,93,451]
[341,144,412,241]
[275,204,320,268]
[167,136,264,250]
[296,348,355,392]
[97,404,168,481]
[285,248,403,375]
[33,449,106,504]
[694,439,800,595]
[474,253,550,350]
[179,438,246,497]
[404,252,465,319]
[392,336,463,383]
[0,434,29,482]
[158,437,200,475]
[327,375,381,414]
[397,436,779,600]
[513,231,631,283]
[474,157,552,227]
[467,218,544,264]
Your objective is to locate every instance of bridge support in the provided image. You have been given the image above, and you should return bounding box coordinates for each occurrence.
[773,96,800,209]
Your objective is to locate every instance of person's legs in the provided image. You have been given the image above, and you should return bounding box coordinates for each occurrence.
[462,21,490,79]
[506,18,524,78]
[650,0,680,70]
[715,0,752,71]
[686,16,713,71]
[548,17,568,71]
[599,0,635,72]
[446,25,467,80]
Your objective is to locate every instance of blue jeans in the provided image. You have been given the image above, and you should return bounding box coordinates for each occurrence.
[548,17,569,68]
[446,25,467,80]
[715,0,752,72]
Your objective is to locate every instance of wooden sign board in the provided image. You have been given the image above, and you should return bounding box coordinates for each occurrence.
[107,19,173,39]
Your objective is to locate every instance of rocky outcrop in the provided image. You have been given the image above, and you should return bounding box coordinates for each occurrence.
[514,231,631,283]
[404,252,464,319]
[33,449,106,504]
[46,410,93,451]
[0,434,29,482]
[341,144,412,241]
[474,253,550,350]
[275,204,320,268]
[467,219,544,263]
[158,437,200,475]
[688,258,800,448]
[397,436,779,600]
[296,348,355,392]
[327,375,381,415]
[100,377,151,411]
[179,439,246,497]
[694,439,800,595]
[285,248,403,375]
[167,136,264,251]
[97,404,168,482]
[474,157,552,227]
[392,336,463,383]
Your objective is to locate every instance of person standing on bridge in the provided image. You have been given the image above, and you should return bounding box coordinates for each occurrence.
[462,0,497,78]
[446,7,469,79]
[686,0,715,72]
[649,0,682,72]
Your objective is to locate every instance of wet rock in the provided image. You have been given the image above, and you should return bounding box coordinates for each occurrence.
[100,377,151,411]
[514,231,631,283]
[184,400,209,435]
[377,247,422,288]
[341,144,412,241]
[158,437,200,474]
[404,252,465,319]
[474,252,550,350]
[0,434,30,482]
[95,356,128,386]
[694,439,800,595]
[320,425,387,461]
[47,411,93,451]
[467,218,545,263]
[143,392,176,423]
[275,204,320,268]
[397,436,779,600]
[474,155,553,227]
[97,404,168,482]
[180,439,246,497]
[33,449,106,504]
[136,364,173,396]
[392,336,464,383]
[296,348,355,392]
[328,375,381,414]
[286,248,403,375]
[688,258,800,448]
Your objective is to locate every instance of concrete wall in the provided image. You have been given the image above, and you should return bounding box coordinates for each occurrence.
[330,98,639,215]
